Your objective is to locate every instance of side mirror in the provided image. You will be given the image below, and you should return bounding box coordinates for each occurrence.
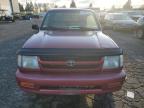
[32,24,39,30]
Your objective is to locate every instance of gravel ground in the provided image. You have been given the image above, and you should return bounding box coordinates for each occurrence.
[0,21,144,108]
[105,30,144,108]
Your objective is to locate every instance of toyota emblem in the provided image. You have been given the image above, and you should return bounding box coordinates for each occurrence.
[66,60,76,67]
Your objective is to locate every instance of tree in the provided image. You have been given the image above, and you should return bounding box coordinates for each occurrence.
[89,3,92,8]
[43,3,48,12]
[34,3,38,8]
[25,3,30,11]
[37,3,41,9]
[54,5,58,8]
[70,0,76,8]
[62,5,66,8]
[34,3,39,13]
[111,5,115,10]
[29,2,34,11]
[140,4,144,9]
[123,0,132,9]
[25,2,34,12]
[19,3,24,12]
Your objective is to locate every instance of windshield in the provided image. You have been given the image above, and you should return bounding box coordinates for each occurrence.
[41,10,100,30]
[112,14,131,20]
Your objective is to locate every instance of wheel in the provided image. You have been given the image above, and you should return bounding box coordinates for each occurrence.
[93,93,114,108]
[24,92,39,98]
[12,19,15,22]
[135,29,144,39]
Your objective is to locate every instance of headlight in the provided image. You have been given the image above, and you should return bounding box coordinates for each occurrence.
[18,55,39,69]
[103,55,123,69]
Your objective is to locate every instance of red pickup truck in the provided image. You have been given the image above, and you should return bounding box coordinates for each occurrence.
[16,9,126,95]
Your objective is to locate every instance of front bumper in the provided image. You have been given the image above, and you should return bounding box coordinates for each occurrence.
[16,70,126,95]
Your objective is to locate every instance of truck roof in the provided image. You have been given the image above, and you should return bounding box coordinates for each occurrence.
[48,8,94,12]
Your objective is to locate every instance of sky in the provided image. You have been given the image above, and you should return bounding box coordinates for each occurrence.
[18,0,144,9]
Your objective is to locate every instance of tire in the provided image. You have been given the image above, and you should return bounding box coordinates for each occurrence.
[12,19,15,22]
[93,93,114,108]
[25,92,39,98]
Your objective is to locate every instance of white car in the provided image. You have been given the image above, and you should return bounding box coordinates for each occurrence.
[126,11,144,21]
[137,16,144,26]
[104,13,139,30]
[135,16,144,38]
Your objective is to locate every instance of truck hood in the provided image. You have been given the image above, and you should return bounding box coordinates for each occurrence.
[23,31,118,49]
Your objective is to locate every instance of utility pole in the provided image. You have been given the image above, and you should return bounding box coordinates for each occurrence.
[0,2,1,9]
[9,0,14,14]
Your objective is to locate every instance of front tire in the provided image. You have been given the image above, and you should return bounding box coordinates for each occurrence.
[93,93,114,108]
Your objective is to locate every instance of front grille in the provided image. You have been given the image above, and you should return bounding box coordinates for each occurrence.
[40,63,100,69]
[40,55,101,61]
[38,50,103,73]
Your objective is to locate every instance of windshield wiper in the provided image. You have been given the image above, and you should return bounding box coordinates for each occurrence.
[69,26,98,31]
[41,26,99,31]
[41,26,68,30]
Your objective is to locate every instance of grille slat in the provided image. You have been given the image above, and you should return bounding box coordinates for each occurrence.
[40,55,101,61]
[40,86,101,90]
[39,60,101,69]
[41,64,100,69]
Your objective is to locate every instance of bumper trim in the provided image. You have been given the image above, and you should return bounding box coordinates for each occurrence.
[22,87,121,95]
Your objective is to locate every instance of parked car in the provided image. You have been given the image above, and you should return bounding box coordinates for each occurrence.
[125,11,144,21]
[22,13,39,20]
[39,12,47,18]
[13,13,22,20]
[0,9,15,22]
[104,13,138,30]
[22,13,32,20]
[16,9,126,95]
[135,16,144,38]
[137,16,144,26]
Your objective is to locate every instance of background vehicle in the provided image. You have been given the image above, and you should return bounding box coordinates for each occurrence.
[13,13,22,20]
[21,13,39,20]
[124,11,144,21]
[39,12,47,18]
[21,13,33,20]
[137,16,144,26]
[104,13,138,30]
[0,9,15,22]
[135,16,144,38]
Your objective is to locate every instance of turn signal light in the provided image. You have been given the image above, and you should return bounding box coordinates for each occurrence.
[20,82,35,89]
